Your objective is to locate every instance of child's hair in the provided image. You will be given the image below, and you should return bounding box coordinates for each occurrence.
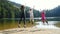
[30,9,32,11]
[20,5,24,9]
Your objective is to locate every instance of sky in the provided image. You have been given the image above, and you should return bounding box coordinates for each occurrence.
[9,0,60,10]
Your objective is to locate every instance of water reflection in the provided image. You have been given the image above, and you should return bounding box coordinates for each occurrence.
[34,21,60,29]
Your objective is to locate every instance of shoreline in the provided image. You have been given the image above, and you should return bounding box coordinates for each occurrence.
[0,28,60,34]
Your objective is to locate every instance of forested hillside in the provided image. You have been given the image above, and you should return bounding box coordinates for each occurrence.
[0,0,20,18]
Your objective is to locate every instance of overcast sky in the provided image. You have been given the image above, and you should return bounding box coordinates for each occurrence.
[9,0,60,10]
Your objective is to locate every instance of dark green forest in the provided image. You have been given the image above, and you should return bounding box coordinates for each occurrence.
[0,0,20,18]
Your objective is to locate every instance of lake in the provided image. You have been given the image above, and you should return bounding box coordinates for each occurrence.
[34,21,60,29]
[0,17,60,30]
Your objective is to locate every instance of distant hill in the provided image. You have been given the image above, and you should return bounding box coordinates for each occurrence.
[51,6,60,17]
[46,6,60,17]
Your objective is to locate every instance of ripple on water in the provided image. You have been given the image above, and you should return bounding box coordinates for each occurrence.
[34,21,59,29]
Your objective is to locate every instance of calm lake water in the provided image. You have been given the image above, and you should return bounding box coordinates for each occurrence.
[34,21,60,29]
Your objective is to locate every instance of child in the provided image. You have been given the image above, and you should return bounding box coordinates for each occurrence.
[41,10,48,25]
[18,5,26,28]
[29,9,34,24]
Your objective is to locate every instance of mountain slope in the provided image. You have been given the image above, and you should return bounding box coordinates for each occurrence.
[46,6,60,17]
[0,0,20,18]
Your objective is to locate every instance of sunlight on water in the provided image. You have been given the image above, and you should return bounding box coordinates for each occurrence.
[34,21,59,29]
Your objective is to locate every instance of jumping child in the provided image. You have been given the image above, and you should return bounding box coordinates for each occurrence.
[41,10,48,25]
